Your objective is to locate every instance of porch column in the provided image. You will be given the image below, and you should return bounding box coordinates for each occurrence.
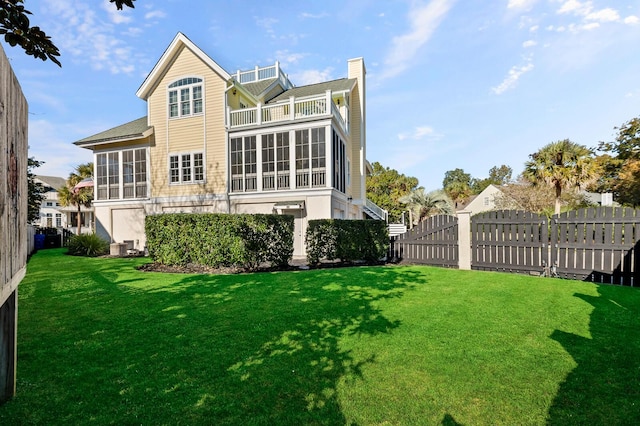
[326,125,332,189]
[289,96,295,121]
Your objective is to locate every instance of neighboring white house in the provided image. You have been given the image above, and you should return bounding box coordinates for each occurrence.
[456,184,506,216]
[73,32,386,256]
[583,191,616,207]
[34,175,94,234]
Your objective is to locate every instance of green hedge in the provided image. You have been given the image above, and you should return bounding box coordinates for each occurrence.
[305,219,388,265]
[145,213,294,270]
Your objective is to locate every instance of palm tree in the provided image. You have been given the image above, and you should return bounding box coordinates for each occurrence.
[399,188,454,226]
[58,163,93,235]
[523,139,599,215]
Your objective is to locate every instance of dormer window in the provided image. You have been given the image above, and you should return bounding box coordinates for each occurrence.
[168,77,203,118]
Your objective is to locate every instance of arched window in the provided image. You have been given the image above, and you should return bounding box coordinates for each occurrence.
[168,77,203,118]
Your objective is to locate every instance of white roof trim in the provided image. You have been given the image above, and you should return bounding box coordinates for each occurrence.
[136,32,231,99]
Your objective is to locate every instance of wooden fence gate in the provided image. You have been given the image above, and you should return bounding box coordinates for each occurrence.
[551,207,640,285]
[471,210,549,275]
[390,214,458,268]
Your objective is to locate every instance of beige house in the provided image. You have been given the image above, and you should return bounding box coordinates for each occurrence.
[74,32,386,255]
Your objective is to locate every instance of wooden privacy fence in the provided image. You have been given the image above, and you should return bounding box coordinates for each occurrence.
[472,210,548,275]
[390,214,459,268]
[391,207,640,286]
[552,207,640,285]
[1,43,29,404]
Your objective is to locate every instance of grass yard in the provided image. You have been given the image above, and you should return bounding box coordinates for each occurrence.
[1,249,639,425]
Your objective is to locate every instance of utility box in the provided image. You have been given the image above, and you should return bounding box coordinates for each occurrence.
[110,243,127,257]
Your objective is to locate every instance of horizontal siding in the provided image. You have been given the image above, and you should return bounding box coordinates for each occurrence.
[147,45,228,198]
[349,84,362,201]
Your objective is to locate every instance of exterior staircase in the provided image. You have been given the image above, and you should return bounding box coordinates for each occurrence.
[363,199,388,222]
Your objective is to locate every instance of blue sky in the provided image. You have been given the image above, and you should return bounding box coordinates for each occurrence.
[4,0,640,190]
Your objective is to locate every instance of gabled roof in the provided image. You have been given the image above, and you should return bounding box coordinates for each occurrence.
[35,175,66,191]
[268,78,356,103]
[74,117,152,148]
[242,78,278,97]
[136,32,231,100]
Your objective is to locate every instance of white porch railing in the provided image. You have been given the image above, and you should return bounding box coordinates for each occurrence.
[228,91,348,134]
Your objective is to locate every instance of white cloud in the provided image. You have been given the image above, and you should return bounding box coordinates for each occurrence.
[585,8,620,23]
[523,40,537,48]
[145,10,167,20]
[580,22,600,31]
[380,0,455,80]
[274,50,306,68]
[507,0,537,10]
[557,0,592,16]
[39,0,137,74]
[290,68,334,85]
[530,25,539,32]
[101,0,132,24]
[624,15,639,25]
[300,12,329,19]
[255,17,279,38]
[398,126,436,141]
[491,61,534,95]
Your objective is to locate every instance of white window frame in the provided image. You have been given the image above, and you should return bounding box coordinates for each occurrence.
[169,152,205,185]
[168,77,204,119]
[95,148,149,201]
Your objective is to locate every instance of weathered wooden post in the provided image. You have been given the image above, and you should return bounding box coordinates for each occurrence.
[0,43,29,404]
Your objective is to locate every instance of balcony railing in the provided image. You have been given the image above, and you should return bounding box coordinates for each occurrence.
[228,91,348,135]
[231,169,326,193]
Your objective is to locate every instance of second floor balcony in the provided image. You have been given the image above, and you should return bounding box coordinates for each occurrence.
[227,90,349,135]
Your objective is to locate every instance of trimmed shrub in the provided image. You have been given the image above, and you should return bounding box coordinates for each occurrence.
[67,233,110,257]
[145,213,294,270]
[306,219,388,265]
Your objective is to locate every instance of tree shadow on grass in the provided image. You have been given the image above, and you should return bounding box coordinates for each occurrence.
[12,263,426,424]
[168,266,425,425]
[546,285,640,425]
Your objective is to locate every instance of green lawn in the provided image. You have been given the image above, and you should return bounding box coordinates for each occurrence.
[1,249,639,425]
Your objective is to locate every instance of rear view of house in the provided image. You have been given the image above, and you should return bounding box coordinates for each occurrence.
[74,32,385,256]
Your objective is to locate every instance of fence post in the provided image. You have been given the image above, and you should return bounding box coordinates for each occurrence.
[457,210,471,270]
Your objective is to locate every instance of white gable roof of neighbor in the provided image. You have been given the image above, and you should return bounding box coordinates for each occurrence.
[458,184,505,215]
[136,32,231,100]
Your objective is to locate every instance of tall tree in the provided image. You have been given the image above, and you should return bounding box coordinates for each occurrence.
[58,163,93,235]
[27,157,46,223]
[495,175,594,216]
[599,117,640,161]
[615,159,640,207]
[442,168,472,203]
[399,188,453,226]
[1,0,135,66]
[597,116,640,206]
[523,139,599,215]
[471,165,513,193]
[366,162,419,223]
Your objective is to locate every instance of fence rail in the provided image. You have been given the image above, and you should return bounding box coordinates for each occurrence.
[392,207,640,286]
